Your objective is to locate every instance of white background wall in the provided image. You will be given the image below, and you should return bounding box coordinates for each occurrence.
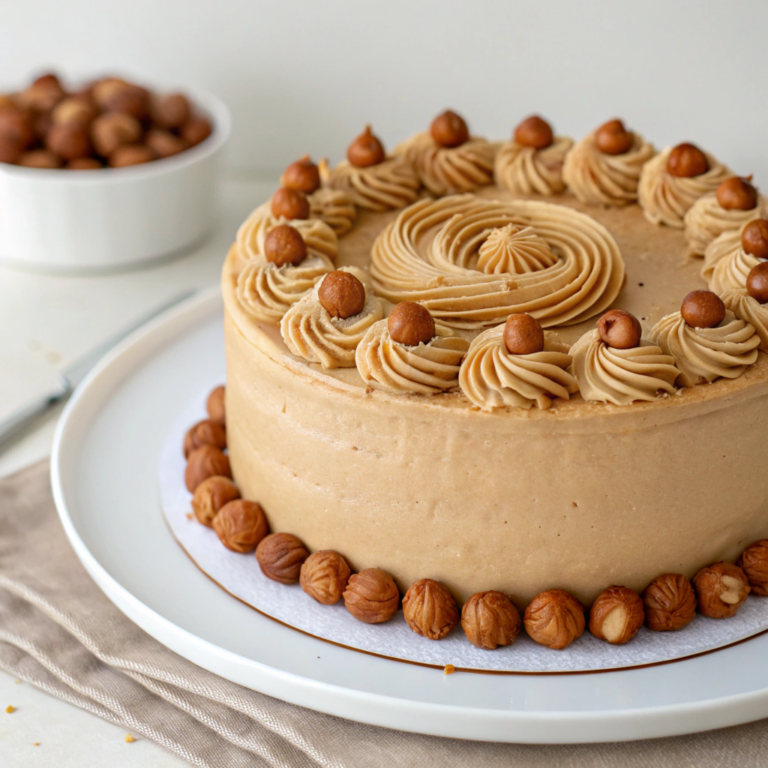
[1,1,765,179]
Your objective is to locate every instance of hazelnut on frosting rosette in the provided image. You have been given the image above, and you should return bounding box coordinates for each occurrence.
[721,263,768,352]
[562,119,655,207]
[370,194,624,330]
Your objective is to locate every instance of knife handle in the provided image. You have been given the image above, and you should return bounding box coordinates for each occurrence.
[0,377,71,450]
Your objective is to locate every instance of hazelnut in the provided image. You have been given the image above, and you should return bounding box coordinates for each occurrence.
[737,540,768,596]
[461,591,521,650]
[523,589,585,649]
[300,550,351,605]
[270,187,310,220]
[213,500,269,554]
[191,476,240,527]
[347,126,386,168]
[667,143,709,178]
[46,123,93,161]
[717,176,758,211]
[184,444,231,492]
[503,313,545,355]
[387,302,435,346]
[588,586,644,645]
[51,97,96,128]
[513,115,554,150]
[343,568,400,624]
[91,112,143,157]
[180,116,213,147]
[680,290,726,329]
[318,271,366,319]
[597,309,642,349]
[31,73,64,92]
[402,579,459,640]
[16,76,65,113]
[109,144,157,168]
[18,150,62,169]
[67,157,103,171]
[206,385,226,425]
[642,573,697,631]
[0,109,33,163]
[693,562,750,618]
[145,128,188,159]
[151,93,191,130]
[430,109,470,148]
[742,219,768,260]
[256,532,310,584]
[594,119,634,156]
[183,418,227,459]
[92,78,149,120]
[281,155,321,194]
[264,224,308,267]
[747,263,768,304]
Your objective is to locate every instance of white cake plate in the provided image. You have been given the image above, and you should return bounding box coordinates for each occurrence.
[51,287,768,744]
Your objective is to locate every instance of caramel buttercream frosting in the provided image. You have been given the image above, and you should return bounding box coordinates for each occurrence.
[328,156,420,213]
[721,289,768,352]
[684,192,767,256]
[370,194,624,330]
[307,162,358,236]
[494,135,572,196]
[707,240,761,294]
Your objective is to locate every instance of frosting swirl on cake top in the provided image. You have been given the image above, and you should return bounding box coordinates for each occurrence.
[684,192,767,256]
[328,155,421,212]
[721,288,768,353]
[494,135,572,196]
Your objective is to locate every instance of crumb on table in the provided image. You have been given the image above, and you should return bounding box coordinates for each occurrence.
[125,734,136,743]
[5,705,15,713]
[444,664,456,675]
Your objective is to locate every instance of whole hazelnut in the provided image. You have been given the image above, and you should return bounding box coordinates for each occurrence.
[184,444,231,492]
[318,271,366,319]
[18,150,62,169]
[213,499,269,553]
[0,109,33,162]
[300,550,352,605]
[281,155,321,194]
[46,123,93,161]
[594,119,634,156]
[32,73,64,92]
[461,591,521,650]
[343,568,400,624]
[716,176,758,211]
[667,142,709,178]
[588,586,644,645]
[183,418,227,458]
[741,219,768,260]
[109,144,157,168]
[693,562,750,618]
[151,93,191,130]
[680,290,726,329]
[513,115,554,150]
[180,116,213,147]
[524,589,585,650]
[92,78,149,120]
[503,313,545,355]
[51,97,96,128]
[91,112,143,157]
[191,475,240,527]
[387,302,435,346]
[271,187,310,220]
[402,579,459,640]
[642,573,697,631]
[747,263,768,304]
[737,540,768,596]
[256,532,310,584]
[145,128,188,159]
[67,157,103,170]
[347,125,386,168]
[430,109,470,148]
[264,224,308,267]
[597,309,642,349]
[206,385,226,425]
[16,76,65,114]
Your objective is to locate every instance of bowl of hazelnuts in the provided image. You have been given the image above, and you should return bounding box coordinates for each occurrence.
[0,72,230,272]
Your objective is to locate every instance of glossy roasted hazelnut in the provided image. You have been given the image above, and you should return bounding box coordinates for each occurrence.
[151,93,191,130]
[270,187,310,220]
[67,157,103,170]
[597,309,642,349]
[183,418,227,458]
[264,224,307,267]
[716,176,758,211]
[256,532,310,584]
[191,475,240,527]
[747,263,768,304]
[206,385,226,425]
[594,119,633,156]
[741,219,768,260]
[91,112,143,157]
[642,573,697,631]
[0,108,33,163]
[387,302,435,346]
[92,78,149,120]
[680,290,726,329]
[343,568,400,624]
[32,73,64,92]
[589,586,644,644]
[347,125,386,168]
[513,115,553,150]
[503,313,544,355]
[300,550,352,605]
[461,591,521,650]
[402,579,459,640]
[16,76,65,113]
[523,589,585,650]
[181,116,213,147]
[46,123,93,161]
[213,499,269,553]
[430,109,469,148]
[667,142,709,178]
[737,540,768,596]
[109,144,157,168]
[318,271,366,319]
[693,562,750,618]
[145,128,188,159]
[18,149,62,169]
[51,97,97,128]
[184,444,231,492]
[281,155,321,194]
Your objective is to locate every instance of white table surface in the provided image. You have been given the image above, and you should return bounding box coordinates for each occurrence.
[0,174,275,767]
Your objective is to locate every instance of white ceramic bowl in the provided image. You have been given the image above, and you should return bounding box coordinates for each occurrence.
[0,87,231,273]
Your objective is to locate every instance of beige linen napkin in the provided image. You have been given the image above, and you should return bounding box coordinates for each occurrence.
[3,461,768,767]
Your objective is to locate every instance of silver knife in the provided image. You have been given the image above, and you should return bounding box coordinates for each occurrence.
[0,289,197,451]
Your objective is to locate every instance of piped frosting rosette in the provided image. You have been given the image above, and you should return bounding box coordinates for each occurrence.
[639,147,731,228]
[684,192,767,256]
[562,131,654,207]
[648,310,760,387]
[705,232,762,294]
[721,289,768,352]
[280,268,384,368]
[569,329,679,405]
[328,155,420,212]
[494,136,573,196]
[369,195,624,330]
[459,325,577,410]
